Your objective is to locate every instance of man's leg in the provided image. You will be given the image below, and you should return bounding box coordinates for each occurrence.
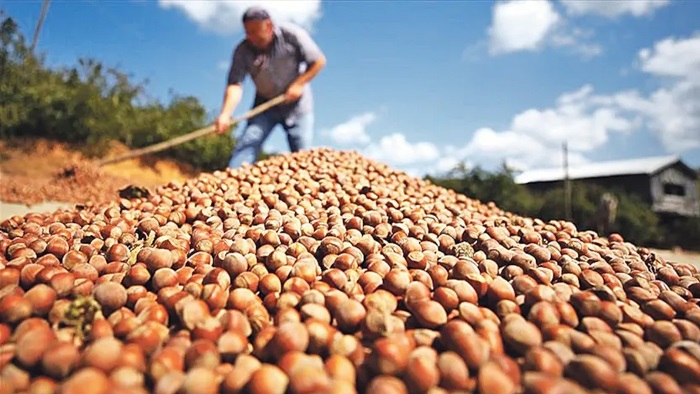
[228,112,277,168]
[284,111,314,152]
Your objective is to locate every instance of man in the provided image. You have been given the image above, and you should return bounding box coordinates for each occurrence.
[215,6,326,168]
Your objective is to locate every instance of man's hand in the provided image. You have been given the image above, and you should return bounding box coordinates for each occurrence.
[285,82,304,103]
[215,113,231,134]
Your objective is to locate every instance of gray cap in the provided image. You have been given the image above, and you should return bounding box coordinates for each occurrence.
[242,6,271,23]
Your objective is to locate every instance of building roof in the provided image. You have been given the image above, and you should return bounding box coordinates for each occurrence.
[514,154,682,184]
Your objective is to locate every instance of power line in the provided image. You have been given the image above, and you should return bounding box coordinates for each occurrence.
[563,141,572,221]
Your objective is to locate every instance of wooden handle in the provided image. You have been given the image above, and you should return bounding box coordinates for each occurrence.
[96,94,287,167]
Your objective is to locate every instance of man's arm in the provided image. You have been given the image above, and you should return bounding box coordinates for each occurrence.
[285,24,326,100]
[220,83,243,119]
[222,45,249,116]
[292,54,326,86]
[216,46,248,133]
[285,55,325,103]
[216,83,243,134]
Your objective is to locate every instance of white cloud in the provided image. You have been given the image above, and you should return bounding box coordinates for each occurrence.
[465,128,551,167]
[329,33,699,177]
[511,85,640,151]
[486,0,601,59]
[485,0,669,58]
[323,112,375,146]
[638,33,700,83]
[342,88,632,175]
[445,126,590,172]
[559,0,670,19]
[363,133,440,166]
[402,168,425,179]
[641,83,700,152]
[615,34,700,152]
[158,0,322,34]
[488,0,561,55]
[549,27,603,58]
[436,83,637,170]
[366,34,699,178]
[322,110,441,170]
[442,32,700,175]
[435,157,463,174]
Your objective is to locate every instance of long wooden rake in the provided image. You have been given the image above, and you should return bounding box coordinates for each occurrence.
[94,94,286,167]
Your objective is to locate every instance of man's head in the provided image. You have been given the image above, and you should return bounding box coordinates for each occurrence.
[242,7,275,50]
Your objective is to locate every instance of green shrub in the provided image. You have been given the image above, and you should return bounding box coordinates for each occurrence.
[0,11,236,171]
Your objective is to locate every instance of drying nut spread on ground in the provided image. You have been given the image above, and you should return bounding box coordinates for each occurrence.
[1,148,699,394]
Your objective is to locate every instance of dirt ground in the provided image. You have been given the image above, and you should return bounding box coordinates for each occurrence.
[1,138,698,269]
[0,138,197,188]
[0,138,202,209]
[650,248,700,268]
[0,138,205,207]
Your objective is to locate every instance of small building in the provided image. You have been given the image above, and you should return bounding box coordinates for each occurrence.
[514,155,700,217]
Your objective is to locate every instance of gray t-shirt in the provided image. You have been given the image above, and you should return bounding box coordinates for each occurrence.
[227,22,324,124]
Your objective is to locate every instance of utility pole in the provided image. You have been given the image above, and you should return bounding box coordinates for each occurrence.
[30,0,51,54]
[563,141,572,221]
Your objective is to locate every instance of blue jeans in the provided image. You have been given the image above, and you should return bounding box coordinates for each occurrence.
[228,110,314,169]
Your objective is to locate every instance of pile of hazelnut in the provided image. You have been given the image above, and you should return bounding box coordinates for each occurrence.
[1,148,699,394]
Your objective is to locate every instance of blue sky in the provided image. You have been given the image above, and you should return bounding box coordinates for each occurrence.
[4,0,700,177]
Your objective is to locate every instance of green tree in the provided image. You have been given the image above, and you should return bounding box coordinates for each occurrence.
[614,191,662,246]
[426,160,542,217]
[427,161,684,250]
